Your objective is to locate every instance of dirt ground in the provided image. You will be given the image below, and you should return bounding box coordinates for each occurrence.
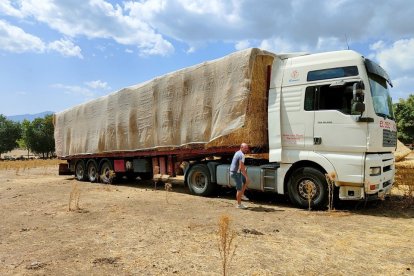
[0,162,413,276]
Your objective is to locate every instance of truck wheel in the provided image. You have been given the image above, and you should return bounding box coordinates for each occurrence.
[187,164,216,196]
[86,160,98,182]
[75,160,86,181]
[288,167,328,209]
[100,160,114,184]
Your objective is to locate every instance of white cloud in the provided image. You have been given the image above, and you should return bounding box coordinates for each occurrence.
[259,37,302,53]
[370,39,414,75]
[51,83,95,98]
[125,0,414,53]
[0,20,83,58]
[52,80,111,99]
[6,0,174,56]
[370,39,414,101]
[0,20,45,53]
[48,39,83,58]
[0,1,24,18]
[316,36,348,52]
[235,40,251,51]
[85,80,110,90]
[3,0,414,56]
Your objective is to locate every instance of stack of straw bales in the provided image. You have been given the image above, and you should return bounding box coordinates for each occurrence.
[394,140,414,187]
[206,54,274,148]
[395,140,412,162]
[54,48,275,157]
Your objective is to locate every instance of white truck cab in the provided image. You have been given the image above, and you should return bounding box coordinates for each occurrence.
[268,50,396,205]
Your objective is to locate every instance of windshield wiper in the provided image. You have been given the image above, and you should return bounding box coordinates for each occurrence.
[376,113,388,119]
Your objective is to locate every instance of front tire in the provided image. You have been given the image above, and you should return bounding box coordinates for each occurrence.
[288,167,328,209]
[187,164,216,196]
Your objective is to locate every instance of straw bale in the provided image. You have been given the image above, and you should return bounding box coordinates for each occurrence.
[206,54,274,148]
[394,140,412,162]
[394,159,414,187]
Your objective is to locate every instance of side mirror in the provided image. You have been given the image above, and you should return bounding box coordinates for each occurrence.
[352,81,365,115]
[352,102,365,114]
[352,81,365,102]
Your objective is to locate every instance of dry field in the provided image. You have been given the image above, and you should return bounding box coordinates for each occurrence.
[0,159,413,275]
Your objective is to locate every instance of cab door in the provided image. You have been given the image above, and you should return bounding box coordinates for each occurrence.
[308,82,367,184]
[312,83,367,153]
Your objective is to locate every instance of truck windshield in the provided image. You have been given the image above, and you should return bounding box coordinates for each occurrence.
[369,73,394,120]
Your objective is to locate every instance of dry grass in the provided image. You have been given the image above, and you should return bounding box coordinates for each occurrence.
[0,159,60,171]
[325,172,336,211]
[100,170,116,184]
[304,180,314,211]
[217,214,237,276]
[68,182,81,211]
[165,183,172,203]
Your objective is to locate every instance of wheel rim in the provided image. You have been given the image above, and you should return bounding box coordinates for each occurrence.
[190,171,207,192]
[298,179,319,200]
[100,163,111,183]
[75,163,84,180]
[88,163,97,182]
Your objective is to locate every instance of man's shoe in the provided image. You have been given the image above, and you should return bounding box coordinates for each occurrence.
[241,195,249,201]
[237,204,247,209]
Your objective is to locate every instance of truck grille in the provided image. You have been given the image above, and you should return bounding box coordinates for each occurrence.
[383,129,397,147]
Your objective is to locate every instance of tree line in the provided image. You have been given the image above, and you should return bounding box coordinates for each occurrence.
[0,114,55,159]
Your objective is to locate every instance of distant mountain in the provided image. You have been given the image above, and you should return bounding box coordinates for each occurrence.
[7,111,54,122]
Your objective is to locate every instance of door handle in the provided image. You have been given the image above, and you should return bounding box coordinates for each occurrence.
[313,137,322,145]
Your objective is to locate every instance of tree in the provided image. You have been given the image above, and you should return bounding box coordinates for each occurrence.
[394,94,414,144]
[0,115,22,158]
[26,115,55,158]
[19,119,31,158]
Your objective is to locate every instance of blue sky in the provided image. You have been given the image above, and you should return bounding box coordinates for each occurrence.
[1,0,413,116]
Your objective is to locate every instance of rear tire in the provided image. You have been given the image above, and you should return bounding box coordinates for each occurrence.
[100,160,114,184]
[75,160,86,181]
[288,167,328,209]
[86,160,98,182]
[187,164,216,196]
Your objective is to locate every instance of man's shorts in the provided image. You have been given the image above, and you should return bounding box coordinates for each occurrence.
[230,172,246,191]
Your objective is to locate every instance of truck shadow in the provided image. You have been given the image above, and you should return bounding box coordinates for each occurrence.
[218,188,414,218]
[79,178,414,219]
[337,197,414,219]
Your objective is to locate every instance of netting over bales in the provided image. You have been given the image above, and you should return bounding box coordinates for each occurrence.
[54,48,275,157]
[206,54,274,148]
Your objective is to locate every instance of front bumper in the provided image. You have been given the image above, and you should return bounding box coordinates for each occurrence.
[338,152,394,200]
[364,152,395,196]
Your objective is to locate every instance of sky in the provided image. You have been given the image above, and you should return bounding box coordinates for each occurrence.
[1,0,414,116]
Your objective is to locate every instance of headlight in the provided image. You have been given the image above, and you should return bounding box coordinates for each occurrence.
[369,166,381,176]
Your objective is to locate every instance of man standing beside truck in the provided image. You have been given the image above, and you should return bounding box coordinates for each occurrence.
[230,143,250,209]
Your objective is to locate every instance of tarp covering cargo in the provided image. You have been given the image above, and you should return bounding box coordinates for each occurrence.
[54,48,275,157]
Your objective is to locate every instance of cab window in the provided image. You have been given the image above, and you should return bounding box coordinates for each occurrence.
[304,84,353,114]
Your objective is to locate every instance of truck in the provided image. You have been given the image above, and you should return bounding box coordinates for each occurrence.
[54,48,397,209]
